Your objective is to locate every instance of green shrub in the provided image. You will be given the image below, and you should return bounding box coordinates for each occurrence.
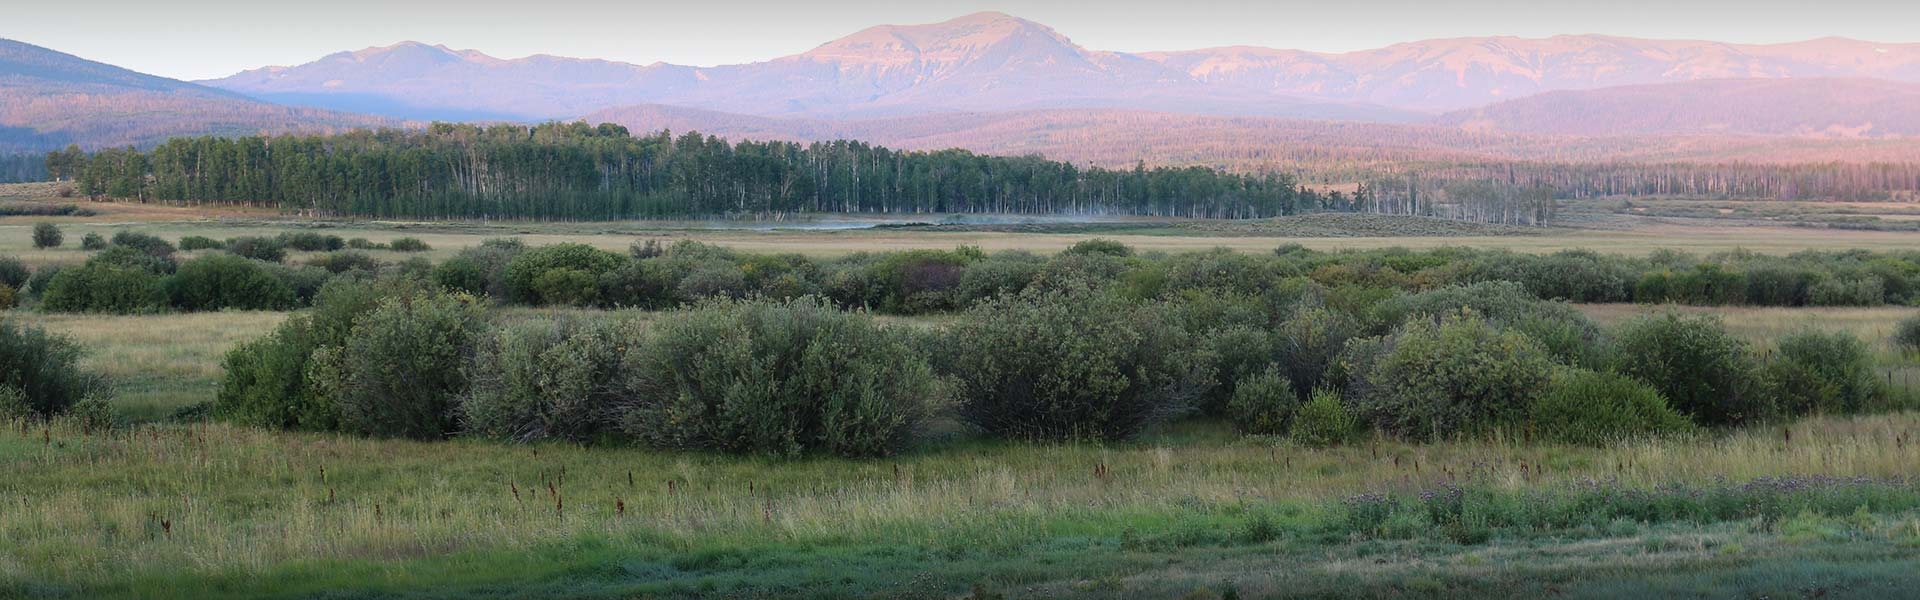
[177,235,225,251]
[22,265,60,298]
[278,231,345,252]
[225,236,287,263]
[939,288,1205,441]
[531,268,600,307]
[1346,312,1556,441]
[1763,330,1884,416]
[1198,326,1276,414]
[1529,369,1691,445]
[503,243,625,305]
[432,256,488,295]
[216,316,333,430]
[1809,275,1884,307]
[266,264,333,306]
[1274,307,1360,399]
[0,256,28,290]
[1377,282,1603,366]
[313,290,485,439]
[462,317,626,442]
[66,393,115,432]
[31,223,61,249]
[87,245,175,274]
[0,285,14,310]
[0,385,27,420]
[675,263,748,301]
[1063,238,1134,257]
[166,254,296,311]
[1895,315,1920,357]
[387,237,431,252]
[0,319,98,418]
[346,237,382,250]
[595,260,677,309]
[955,251,1042,304]
[1290,387,1355,447]
[620,297,940,457]
[110,231,176,258]
[80,232,106,250]
[40,263,167,313]
[1611,314,1770,426]
[306,251,381,274]
[1226,367,1295,435]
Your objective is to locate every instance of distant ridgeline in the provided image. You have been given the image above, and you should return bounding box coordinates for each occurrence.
[49,122,1562,224]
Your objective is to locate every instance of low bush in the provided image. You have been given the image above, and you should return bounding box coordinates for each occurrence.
[79,232,106,250]
[1273,307,1359,399]
[306,251,380,274]
[387,237,431,252]
[0,256,29,290]
[31,223,62,249]
[23,265,61,298]
[0,285,14,310]
[225,236,287,263]
[503,243,625,305]
[178,235,225,251]
[110,231,176,258]
[1763,330,1884,415]
[279,231,345,252]
[1346,311,1557,441]
[313,290,485,439]
[346,237,382,250]
[1226,367,1295,435]
[1611,314,1770,426]
[1063,238,1134,258]
[1290,387,1355,447]
[1197,326,1275,414]
[1895,315,1920,357]
[166,254,295,311]
[939,288,1206,441]
[217,316,333,430]
[1809,275,1884,307]
[0,319,98,418]
[1376,282,1603,366]
[1529,369,1692,445]
[40,262,167,313]
[620,296,941,457]
[462,317,626,442]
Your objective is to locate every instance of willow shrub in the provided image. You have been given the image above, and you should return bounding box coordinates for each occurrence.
[1226,367,1295,435]
[0,319,99,418]
[461,317,626,442]
[1611,314,1771,426]
[1345,311,1557,441]
[167,254,296,311]
[619,296,940,458]
[1763,330,1884,416]
[939,287,1207,442]
[310,290,485,440]
[1529,369,1691,445]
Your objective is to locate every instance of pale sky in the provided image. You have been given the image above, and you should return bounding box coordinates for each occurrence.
[3,0,1915,81]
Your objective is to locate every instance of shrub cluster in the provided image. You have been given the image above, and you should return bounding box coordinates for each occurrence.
[0,319,101,418]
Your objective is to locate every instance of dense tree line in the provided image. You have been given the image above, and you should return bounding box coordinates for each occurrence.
[0,154,46,183]
[62,123,1309,219]
[1385,161,1920,202]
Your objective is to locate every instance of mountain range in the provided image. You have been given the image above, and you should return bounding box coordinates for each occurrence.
[200,12,1920,123]
[5,11,1920,166]
[0,39,395,152]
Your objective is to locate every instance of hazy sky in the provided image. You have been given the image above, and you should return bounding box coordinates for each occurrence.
[5,0,1916,80]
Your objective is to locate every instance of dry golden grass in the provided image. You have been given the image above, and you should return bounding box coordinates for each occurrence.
[2,310,287,419]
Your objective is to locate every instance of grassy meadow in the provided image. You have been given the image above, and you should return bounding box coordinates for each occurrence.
[6,188,1920,597]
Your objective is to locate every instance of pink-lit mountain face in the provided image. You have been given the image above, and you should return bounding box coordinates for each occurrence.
[1438,77,1920,137]
[1144,35,1920,111]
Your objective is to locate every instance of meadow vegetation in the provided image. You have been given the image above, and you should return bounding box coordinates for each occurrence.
[2,225,1919,597]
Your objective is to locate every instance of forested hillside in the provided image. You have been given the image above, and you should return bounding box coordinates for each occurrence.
[65,123,1312,219]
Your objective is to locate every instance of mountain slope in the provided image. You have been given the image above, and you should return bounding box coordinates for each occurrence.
[1145,36,1920,111]
[1436,78,1920,137]
[201,12,1412,122]
[0,38,397,152]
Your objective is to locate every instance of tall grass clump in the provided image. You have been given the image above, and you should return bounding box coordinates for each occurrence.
[619,296,940,458]
[939,287,1206,441]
